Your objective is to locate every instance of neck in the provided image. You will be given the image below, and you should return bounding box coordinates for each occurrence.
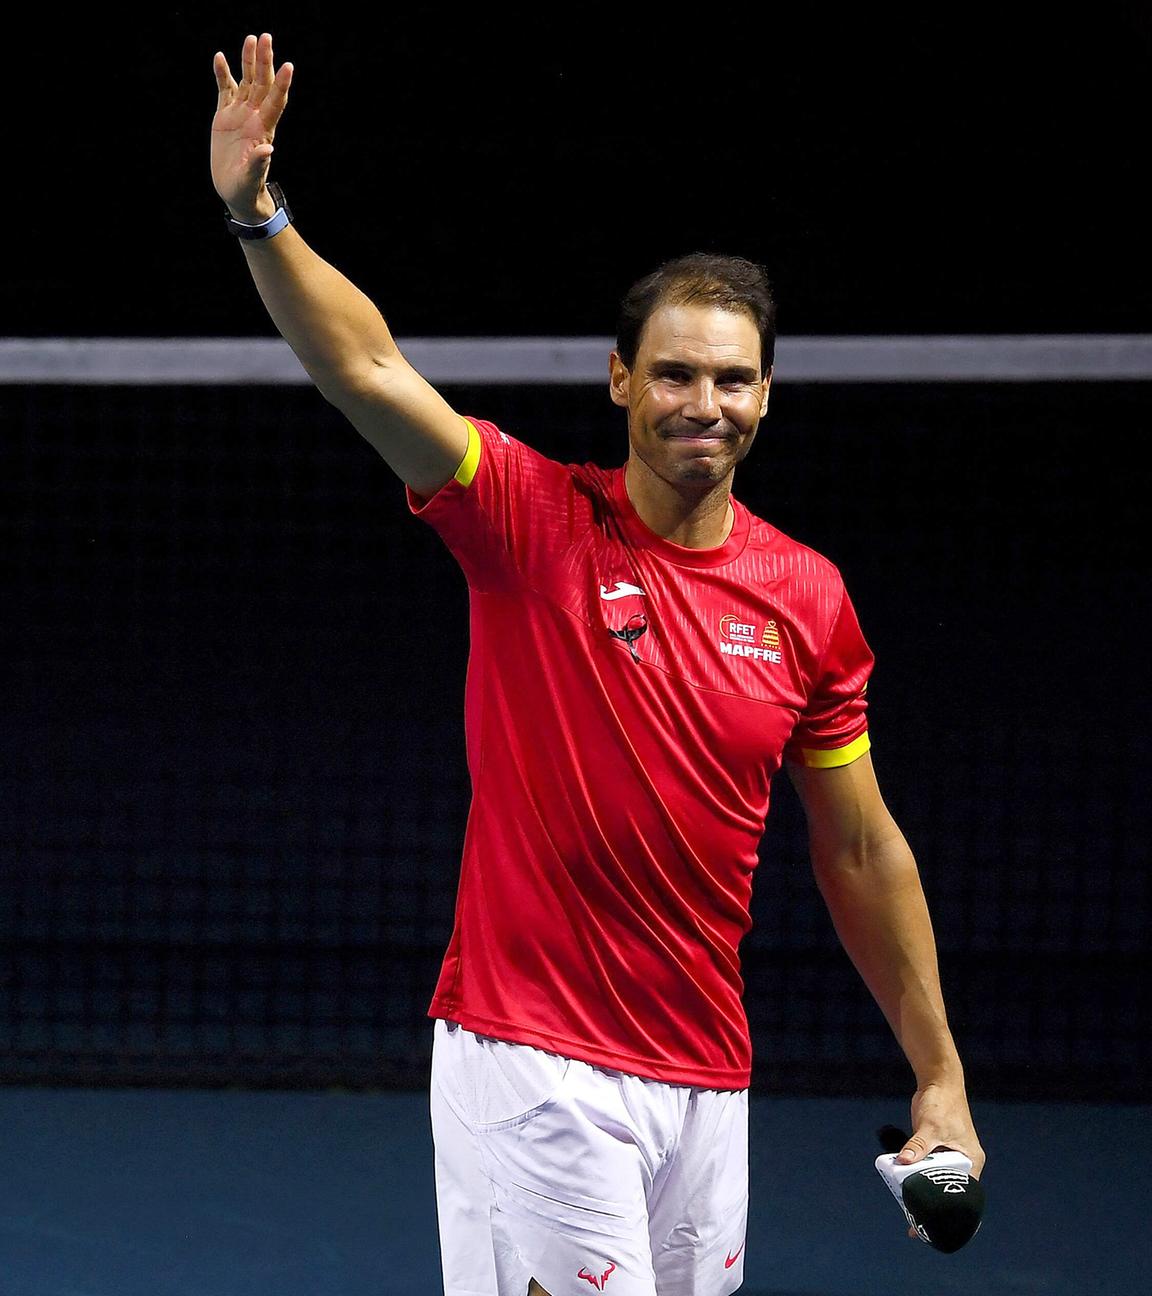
[624,456,735,548]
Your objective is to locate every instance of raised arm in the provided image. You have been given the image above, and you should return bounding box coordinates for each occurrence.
[210,32,468,498]
[786,752,985,1178]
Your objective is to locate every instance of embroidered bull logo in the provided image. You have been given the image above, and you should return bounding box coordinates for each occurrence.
[577,1261,617,1290]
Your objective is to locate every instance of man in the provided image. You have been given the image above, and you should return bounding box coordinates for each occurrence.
[212,32,984,1296]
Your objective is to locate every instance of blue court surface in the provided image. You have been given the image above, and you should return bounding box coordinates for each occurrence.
[1,1089,1144,1295]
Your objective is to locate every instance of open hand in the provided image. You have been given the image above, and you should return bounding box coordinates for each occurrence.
[211,32,293,221]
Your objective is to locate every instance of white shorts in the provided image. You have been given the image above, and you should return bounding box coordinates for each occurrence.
[430,1018,748,1296]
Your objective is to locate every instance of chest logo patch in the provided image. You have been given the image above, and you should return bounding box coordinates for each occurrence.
[600,581,646,601]
[718,613,783,664]
[608,613,648,663]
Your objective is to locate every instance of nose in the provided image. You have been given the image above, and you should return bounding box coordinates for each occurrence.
[682,377,721,424]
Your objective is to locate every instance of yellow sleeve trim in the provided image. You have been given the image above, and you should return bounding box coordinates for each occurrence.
[454,417,482,488]
[800,731,871,769]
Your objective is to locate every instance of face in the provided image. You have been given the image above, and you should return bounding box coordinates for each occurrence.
[609,301,772,490]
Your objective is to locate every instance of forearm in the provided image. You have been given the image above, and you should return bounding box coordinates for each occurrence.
[229,192,400,394]
[812,828,963,1086]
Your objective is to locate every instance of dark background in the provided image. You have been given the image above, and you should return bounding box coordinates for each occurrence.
[5,6,1151,336]
[2,8,1148,1099]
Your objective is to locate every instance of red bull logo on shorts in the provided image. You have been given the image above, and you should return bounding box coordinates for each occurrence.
[577,1260,617,1289]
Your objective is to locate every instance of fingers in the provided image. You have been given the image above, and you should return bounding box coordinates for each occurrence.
[900,1130,984,1178]
[249,31,273,108]
[256,31,275,87]
[245,32,279,110]
[227,32,288,115]
[212,50,235,91]
[262,61,294,124]
[213,50,237,107]
[216,33,290,125]
[900,1133,964,1164]
[240,32,258,96]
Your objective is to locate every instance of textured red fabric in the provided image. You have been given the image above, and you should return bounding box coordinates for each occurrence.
[407,417,873,1088]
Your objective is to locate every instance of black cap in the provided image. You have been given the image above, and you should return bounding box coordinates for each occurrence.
[902,1165,986,1253]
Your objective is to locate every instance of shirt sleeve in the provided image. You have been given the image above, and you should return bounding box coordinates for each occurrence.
[405,415,578,592]
[783,581,875,768]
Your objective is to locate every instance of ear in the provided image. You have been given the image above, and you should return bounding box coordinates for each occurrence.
[760,366,773,418]
[608,350,631,409]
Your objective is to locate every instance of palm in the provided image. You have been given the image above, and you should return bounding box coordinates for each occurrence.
[210,32,293,211]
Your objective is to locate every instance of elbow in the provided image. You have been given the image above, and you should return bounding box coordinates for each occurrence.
[310,353,402,410]
[810,818,913,885]
[809,843,870,892]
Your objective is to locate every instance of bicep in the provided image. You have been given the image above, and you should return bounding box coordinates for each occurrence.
[323,353,471,498]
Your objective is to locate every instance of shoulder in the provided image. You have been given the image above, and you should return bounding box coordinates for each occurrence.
[468,415,616,499]
[739,502,848,592]
[454,417,619,539]
[466,416,605,477]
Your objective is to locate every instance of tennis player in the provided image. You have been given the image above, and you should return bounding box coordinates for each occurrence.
[212,32,985,1295]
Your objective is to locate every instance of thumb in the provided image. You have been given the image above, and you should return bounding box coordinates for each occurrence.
[247,144,274,193]
[898,1132,929,1165]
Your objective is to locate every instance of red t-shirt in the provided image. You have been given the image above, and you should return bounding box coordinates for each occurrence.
[407,416,873,1089]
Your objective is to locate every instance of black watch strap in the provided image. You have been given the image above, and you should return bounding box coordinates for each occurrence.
[225,182,294,239]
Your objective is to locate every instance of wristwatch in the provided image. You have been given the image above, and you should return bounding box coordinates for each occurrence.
[225,182,293,239]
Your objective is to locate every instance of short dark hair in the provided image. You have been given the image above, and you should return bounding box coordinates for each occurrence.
[616,252,777,378]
